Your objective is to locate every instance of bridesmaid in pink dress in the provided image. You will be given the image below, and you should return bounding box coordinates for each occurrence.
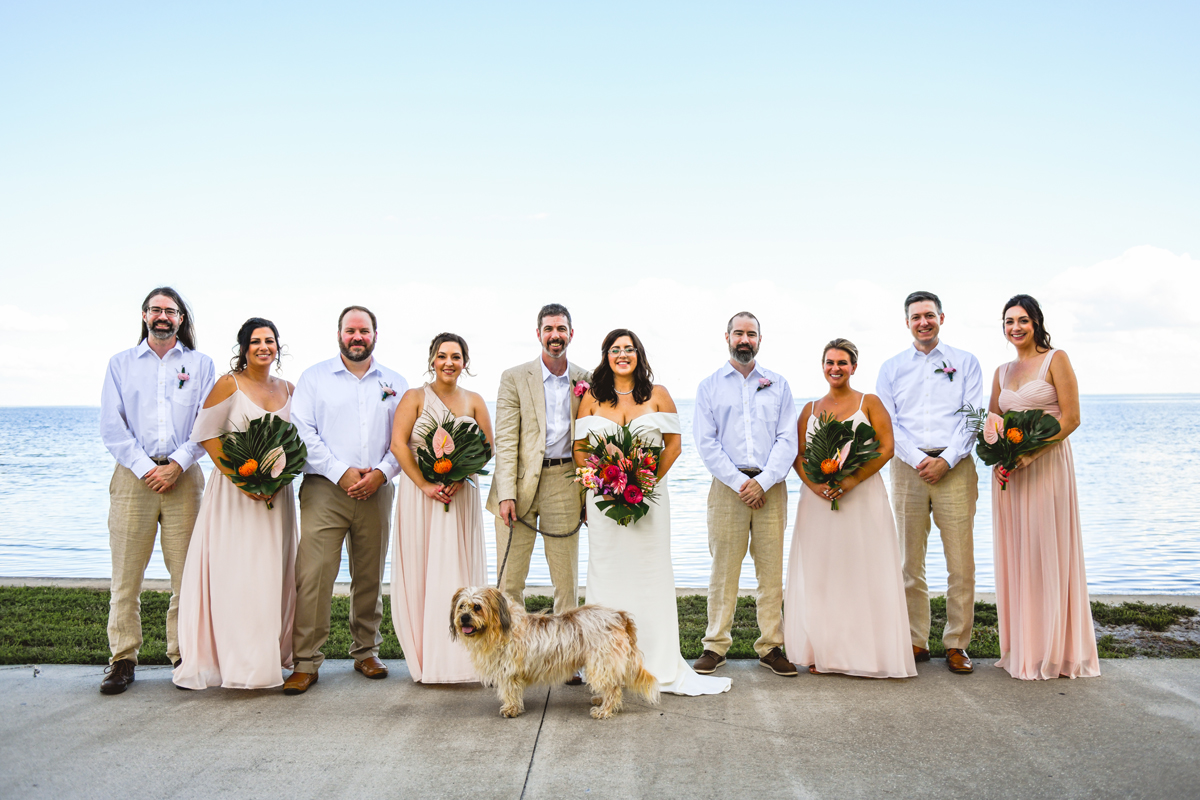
[389,333,493,683]
[988,295,1100,680]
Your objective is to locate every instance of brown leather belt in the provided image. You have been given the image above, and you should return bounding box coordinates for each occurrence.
[920,448,945,458]
[543,457,572,467]
[150,457,172,466]
[739,468,762,478]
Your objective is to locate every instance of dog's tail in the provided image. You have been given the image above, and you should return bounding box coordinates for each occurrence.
[622,614,660,705]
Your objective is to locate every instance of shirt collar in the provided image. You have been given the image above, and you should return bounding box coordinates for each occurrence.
[136,339,184,360]
[330,355,382,380]
[719,360,766,380]
[909,341,947,360]
[541,359,569,384]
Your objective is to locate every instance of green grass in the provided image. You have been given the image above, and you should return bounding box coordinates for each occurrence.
[1,586,1196,665]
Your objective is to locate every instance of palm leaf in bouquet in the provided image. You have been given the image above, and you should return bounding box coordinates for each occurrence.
[414,411,492,510]
[801,411,882,509]
[958,404,1061,489]
[218,414,308,509]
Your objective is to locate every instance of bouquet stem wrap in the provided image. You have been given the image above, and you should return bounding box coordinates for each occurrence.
[801,411,882,510]
[414,411,492,510]
[218,414,308,510]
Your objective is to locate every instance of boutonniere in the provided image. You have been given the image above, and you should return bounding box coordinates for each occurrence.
[935,362,957,382]
[380,381,397,401]
[757,377,772,392]
[176,367,190,390]
[573,380,590,398]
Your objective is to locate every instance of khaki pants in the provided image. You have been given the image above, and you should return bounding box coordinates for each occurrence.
[702,478,787,657]
[292,474,394,672]
[891,458,978,650]
[495,462,581,615]
[107,463,204,664]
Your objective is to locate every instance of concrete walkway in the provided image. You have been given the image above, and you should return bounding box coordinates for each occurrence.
[2,658,1198,799]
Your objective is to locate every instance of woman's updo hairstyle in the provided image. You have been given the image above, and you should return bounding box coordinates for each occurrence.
[230,317,284,373]
[1002,294,1053,351]
[425,332,474,376]
[822,338,859,366]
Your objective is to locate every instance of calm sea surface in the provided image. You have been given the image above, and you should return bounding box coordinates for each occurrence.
[1,398,1198,593]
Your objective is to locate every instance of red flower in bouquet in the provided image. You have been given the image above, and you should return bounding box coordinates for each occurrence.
[624,484,644,504]
[603,464,622,483]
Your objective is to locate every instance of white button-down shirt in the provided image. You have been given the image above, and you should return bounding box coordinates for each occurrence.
[100,340,216,478]
[541,359,573,459]
[875,340,983,470]
[291,356,409,484]
[693,361,799,493]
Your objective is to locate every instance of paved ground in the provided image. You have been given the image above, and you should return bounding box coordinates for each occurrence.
[2,658,1198,799]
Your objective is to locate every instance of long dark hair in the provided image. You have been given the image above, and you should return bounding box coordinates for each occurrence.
[425,332,474,376]
[1002,294,1052,351]
[138,287,197,350]
[590,328,654,406]
[230,317,284,373]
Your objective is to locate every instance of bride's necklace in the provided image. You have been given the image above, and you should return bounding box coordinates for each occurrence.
[615,388,633,395]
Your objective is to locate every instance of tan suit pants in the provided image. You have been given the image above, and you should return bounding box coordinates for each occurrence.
[107,463,204,664]
[702,478,787,657]
[891,458,978,650]
[495,462,581,615]
[292,474,394,672]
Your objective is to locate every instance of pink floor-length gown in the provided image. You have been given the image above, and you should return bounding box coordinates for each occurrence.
[390,385,487,683]
[173,385,298,690]
[783,397,916,679]
[994,350,1100,680]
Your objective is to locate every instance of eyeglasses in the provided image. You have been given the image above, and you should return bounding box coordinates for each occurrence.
[608,346,637,356]
[146,307,182,318]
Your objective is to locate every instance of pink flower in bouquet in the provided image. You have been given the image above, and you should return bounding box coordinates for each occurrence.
[265,446,287,479]
[603,464,622,483]
[605,442,623,459]
[573,380,590,398]
[612,471,627,496]
[431,426,455,458]
[982,413,1004,445]
[585,454,601,468]
[637,469,657,490]
[836,441,852,470]
[624,484,644,504]
[618,457,632,471]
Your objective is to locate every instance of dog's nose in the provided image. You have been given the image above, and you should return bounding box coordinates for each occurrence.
[460,614,473,626]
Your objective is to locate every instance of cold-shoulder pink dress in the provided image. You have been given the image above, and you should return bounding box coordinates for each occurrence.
[994,350,1100,680]
[390,385,487,683]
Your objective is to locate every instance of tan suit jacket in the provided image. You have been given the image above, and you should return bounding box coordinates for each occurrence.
[485,358,591,519]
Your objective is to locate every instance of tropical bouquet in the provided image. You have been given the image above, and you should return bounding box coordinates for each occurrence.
[958,404,1061,489]
[801,411,882,510]
[574,425,663,526]
[414,412,492,510]
[218,414,308,510]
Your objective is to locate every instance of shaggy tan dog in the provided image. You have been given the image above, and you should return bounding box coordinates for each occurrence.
[450,587,660,719]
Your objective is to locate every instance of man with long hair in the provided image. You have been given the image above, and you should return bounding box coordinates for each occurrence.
[98,287,215,694]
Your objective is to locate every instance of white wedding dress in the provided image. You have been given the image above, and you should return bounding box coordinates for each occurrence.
[578,412,732,696]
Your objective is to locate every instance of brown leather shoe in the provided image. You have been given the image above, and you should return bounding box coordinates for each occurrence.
[946,648,973,674]
[759,647,798,676]
[354,656,388,679]
[913,645,931,662]
[565,673,584,686]
[100,659,136,695]
[693,650,726,674]
[283,670,318,694]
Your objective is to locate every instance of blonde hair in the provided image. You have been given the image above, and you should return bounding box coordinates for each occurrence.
[822,338,859,366]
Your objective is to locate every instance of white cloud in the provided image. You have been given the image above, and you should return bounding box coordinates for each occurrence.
[0,305,56,332]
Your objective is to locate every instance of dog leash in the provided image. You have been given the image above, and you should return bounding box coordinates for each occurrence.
[496,513,585,589]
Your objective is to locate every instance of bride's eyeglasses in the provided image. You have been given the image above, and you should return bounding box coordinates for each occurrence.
[608,346,637,356]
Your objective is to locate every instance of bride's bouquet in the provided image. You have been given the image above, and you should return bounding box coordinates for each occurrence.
[414,411,492,510]
[574,425,663,527]
[801,411,882,510]
[958,404,1061,489]
[218,414,308,509]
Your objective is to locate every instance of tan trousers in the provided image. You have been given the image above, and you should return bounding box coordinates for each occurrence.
[292,474,394,672]
[702,478,787,657]
[891,458,978,650]
[107,463,204,664]
[495,462,581,615]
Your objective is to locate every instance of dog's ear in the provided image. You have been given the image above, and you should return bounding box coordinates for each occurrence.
[449,587,466,641]
[491,588,512,635]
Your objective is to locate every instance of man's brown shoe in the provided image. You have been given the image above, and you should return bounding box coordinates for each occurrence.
[100,659,136,695]
[759,647,799,676]
[693,650,726,674]
[946,648,973,674]
[913,646,931,663]
[565,674,584,686]
[354,656,388,679]
[283,670,318,694]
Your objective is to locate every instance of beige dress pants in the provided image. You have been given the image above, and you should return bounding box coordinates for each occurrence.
[495,462,581,615]
[107,463,204,665]
[891,458,978,650]
[702,478,787,657]
[292,474,394,672]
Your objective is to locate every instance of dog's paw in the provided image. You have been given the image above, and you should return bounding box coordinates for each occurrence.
[500,704,523,718]
[590,706,614,720]
[590,696,603,706]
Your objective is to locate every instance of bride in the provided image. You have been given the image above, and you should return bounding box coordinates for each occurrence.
[574,329,731,696]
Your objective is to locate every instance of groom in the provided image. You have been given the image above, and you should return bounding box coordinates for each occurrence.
[487,303,590,616]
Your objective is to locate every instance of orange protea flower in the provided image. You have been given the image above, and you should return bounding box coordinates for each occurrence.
[433,457,453,474]
[1006,428,1024,444]
[820,458,840,475]
[238,459,258,477]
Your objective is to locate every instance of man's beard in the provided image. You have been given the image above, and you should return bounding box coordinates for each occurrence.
[340,339,375,362]
[543,337,568,357]
[149,320,178,341]
[729,343,757,365]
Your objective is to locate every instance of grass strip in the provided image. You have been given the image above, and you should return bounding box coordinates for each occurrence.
[1,587,1196,666]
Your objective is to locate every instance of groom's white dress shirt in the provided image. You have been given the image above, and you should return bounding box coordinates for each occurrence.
[291,356,409,484]
[693,361,799,493]
[100,340,216,478]
[875,341,983,470]
[541,359,573,460]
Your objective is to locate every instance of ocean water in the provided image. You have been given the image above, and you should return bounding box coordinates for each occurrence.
[1,397,1198,593]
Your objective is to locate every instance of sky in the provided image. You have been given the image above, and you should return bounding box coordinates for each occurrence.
[2,2,1198,405]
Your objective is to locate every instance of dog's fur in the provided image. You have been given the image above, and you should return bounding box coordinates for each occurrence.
[450,586,660,719]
